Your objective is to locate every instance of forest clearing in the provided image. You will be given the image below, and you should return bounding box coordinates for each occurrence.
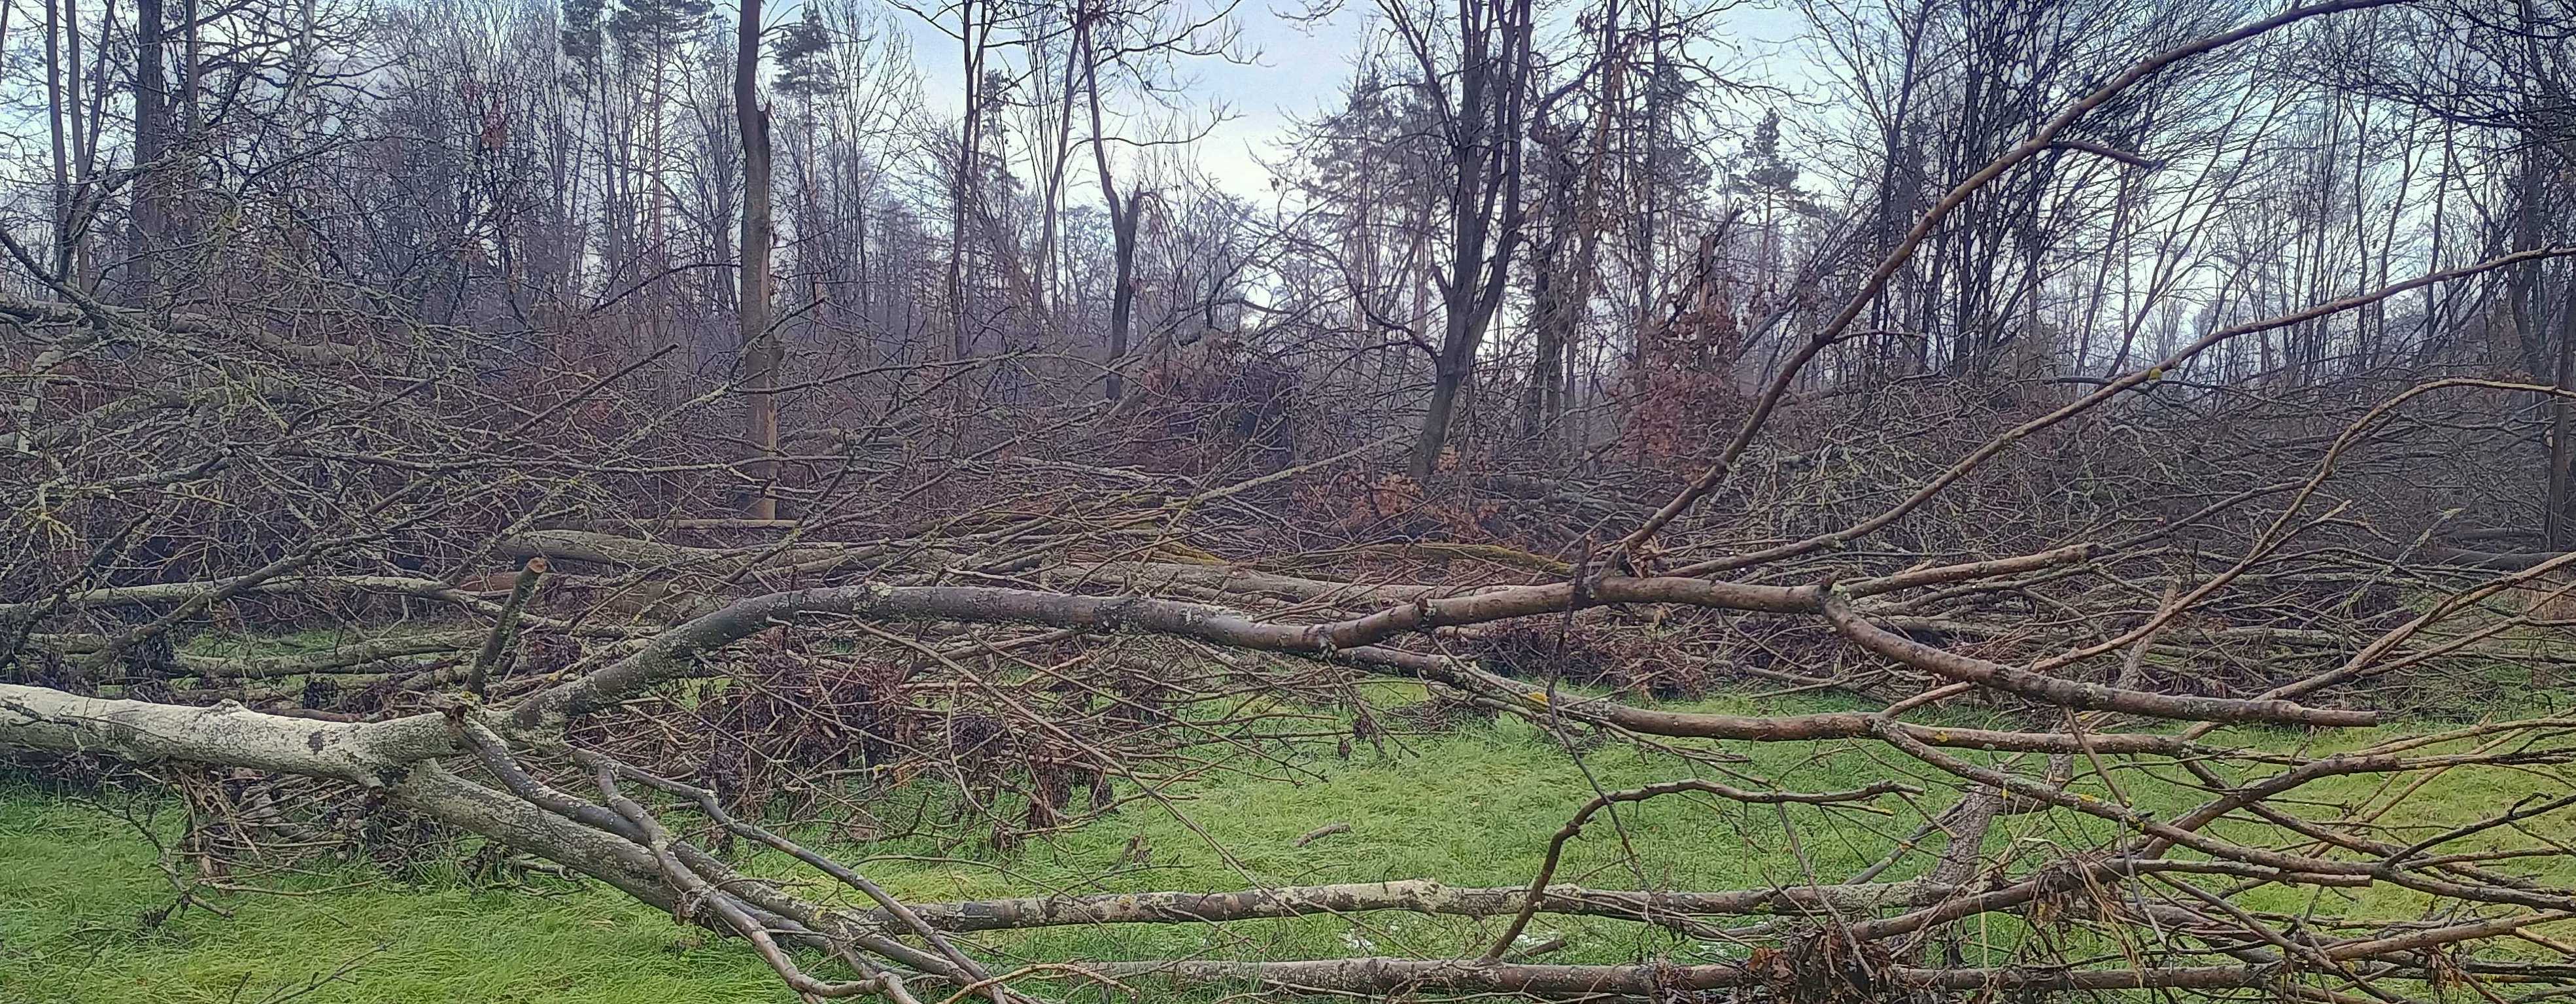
[10,0,2576,999]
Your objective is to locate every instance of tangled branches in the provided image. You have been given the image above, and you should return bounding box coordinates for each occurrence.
[15,7,2576,1000]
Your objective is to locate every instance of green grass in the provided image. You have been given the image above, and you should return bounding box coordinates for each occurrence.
[3,691,2571,1002]
[0,798,788,1003]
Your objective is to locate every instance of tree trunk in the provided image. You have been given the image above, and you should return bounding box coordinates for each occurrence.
[2550,273,2575,551]
[2512,144,2547,377]
[1080,17,1141,403]
[1532,56,1621,451]
[736,0,780,519]
[43,0,71,283]
[1105,192,1142,401]
[1524,245,1564,441]
[946,0,984,362]
[1411,351,1469,480]
[1407,0,1532,481]
[128,0,167,303]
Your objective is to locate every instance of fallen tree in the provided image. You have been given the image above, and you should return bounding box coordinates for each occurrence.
[14,5,2576,999]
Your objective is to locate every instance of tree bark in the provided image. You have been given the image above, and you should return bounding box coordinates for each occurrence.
[127,0,168,302]
[43,0,71,283]
[1082,15,1143,402]
[737,0,780,519]
[882,878,1953,933]
[1406,0,1534,481]
[2550,273,2575,549]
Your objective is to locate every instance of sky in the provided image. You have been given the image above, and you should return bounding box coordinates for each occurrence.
[882,0,1822,198]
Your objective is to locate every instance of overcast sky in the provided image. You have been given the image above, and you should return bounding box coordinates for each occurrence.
[881,0,1821,198]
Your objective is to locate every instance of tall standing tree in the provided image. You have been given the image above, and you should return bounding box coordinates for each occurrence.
[1400,0,1537,479]
[128,0,171,302]
[737,0,780,518]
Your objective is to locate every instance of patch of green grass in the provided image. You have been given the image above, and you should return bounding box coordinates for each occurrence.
[0,789,787,1003]
[4,699,2569,1002]
[179,627,399,660]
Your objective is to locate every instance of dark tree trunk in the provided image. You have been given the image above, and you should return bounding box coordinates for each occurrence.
[127,0,167,303]
[1082,15,1144,403]
[737,0,780,519]
[1407,0,1534,481]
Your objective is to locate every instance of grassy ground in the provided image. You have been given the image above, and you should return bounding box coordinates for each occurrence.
[1,687,2565,1002]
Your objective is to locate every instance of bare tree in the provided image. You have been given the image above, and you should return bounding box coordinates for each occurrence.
[1394,0,1536,479]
